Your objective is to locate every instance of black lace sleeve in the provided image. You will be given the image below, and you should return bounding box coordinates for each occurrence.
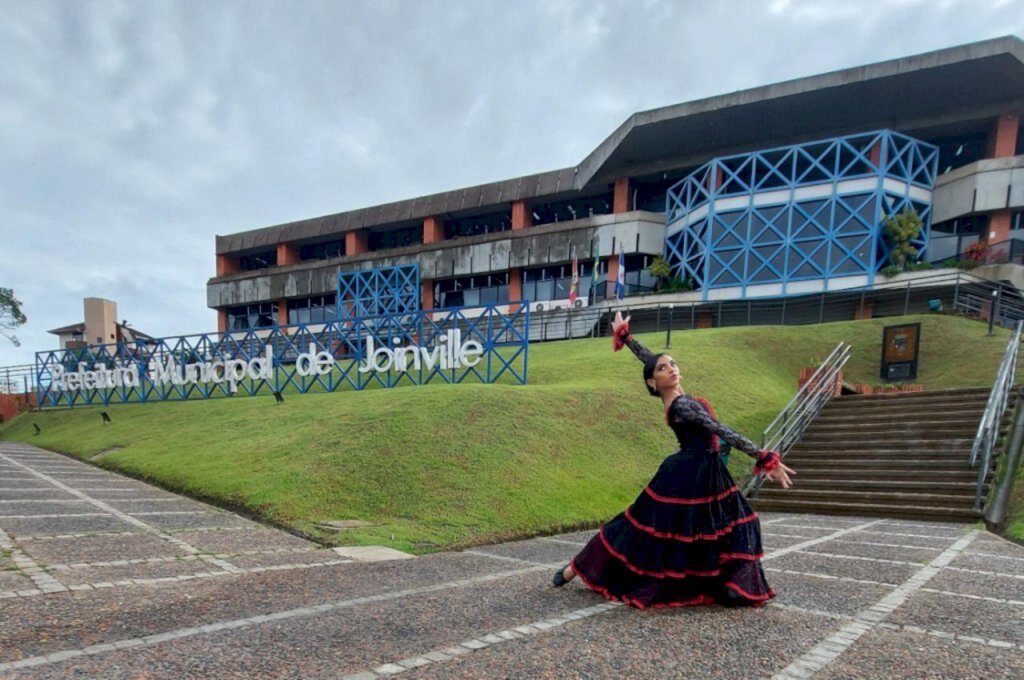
[670,397,762,458]
[624,334,656,365]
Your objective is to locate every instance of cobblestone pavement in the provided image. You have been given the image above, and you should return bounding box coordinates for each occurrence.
[1,441,1023,679]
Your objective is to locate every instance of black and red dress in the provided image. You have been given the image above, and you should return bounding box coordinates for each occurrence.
[569,332,780,609]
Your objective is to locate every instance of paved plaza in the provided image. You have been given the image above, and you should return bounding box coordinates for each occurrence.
[1,441,1023,678]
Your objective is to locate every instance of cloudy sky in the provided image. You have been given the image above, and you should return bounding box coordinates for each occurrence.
[1,0,1022,365]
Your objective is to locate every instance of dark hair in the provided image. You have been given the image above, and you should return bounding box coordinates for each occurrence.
[643,354,666,397]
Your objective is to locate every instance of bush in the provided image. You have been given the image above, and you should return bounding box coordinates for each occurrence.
[909,260,933,271]
[940,258,959,268]
[880,265,902,278]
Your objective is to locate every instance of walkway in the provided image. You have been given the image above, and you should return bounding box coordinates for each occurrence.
[1,441,1022,678]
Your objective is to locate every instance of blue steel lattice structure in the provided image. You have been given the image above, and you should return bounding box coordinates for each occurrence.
[664,130,939,301]
[337,264,421,320]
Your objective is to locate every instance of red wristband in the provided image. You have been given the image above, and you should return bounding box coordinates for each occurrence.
[612,323,631,352]
[755,450,781,475]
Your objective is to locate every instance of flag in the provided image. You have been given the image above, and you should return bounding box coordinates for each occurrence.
[569,254,579,304]
[590,241,600,302]
[614,248,626,300]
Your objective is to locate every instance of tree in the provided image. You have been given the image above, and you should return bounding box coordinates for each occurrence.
[648,255,672,291]
[883,207,923,272]
[0,287,27,347]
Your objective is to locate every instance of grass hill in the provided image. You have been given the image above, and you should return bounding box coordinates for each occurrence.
[0,315,1012,552]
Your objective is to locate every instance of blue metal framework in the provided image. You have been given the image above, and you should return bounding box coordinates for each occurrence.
[664,130,939,300]
[337,264,420,320]
[35,302,529,409]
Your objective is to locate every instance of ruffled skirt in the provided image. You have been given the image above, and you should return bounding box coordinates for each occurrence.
[571,449,775,609]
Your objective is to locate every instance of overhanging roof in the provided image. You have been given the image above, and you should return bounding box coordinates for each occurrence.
[218,35,1024,256]
[575,35,1024,186]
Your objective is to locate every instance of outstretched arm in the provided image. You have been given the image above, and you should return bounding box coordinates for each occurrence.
[671,397,795,488]
[610,311,655,364]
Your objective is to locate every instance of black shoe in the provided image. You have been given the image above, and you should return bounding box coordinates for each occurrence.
[552,565,569,587]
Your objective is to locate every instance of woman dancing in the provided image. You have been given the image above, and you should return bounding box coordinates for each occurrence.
[552,312,794,608]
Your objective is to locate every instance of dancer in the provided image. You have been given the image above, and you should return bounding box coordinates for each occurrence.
[552,311,794,608]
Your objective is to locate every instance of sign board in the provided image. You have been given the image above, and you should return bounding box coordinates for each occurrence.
[880,322,921,381]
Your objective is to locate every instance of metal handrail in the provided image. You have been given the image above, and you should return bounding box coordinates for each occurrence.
[972,320,1023,510]
[742,342,852,497]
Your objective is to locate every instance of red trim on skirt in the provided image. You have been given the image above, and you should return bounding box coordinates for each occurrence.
[624,507,759,542]
[643,484,739,505]
[570,557,717,610]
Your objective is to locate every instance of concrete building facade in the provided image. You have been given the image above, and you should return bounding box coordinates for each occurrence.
[208,36,1024,333]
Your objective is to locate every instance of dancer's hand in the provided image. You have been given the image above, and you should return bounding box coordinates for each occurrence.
[611,311,631,336]
[765,463,796,489]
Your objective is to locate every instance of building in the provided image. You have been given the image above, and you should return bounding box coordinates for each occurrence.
[47,298,154,350]
[208,36,1024,333]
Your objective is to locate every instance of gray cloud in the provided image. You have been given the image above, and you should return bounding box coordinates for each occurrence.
[1,0,1022,364]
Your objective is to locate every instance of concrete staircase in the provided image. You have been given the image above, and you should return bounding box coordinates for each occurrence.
[753,387,1005,522]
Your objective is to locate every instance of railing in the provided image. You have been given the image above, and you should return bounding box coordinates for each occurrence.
[0,364,35,394]
[742,342,852,498]
[984,387,1024,531]
[971,320,1023,510]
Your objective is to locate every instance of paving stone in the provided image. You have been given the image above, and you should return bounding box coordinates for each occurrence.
[226,550,340,571]
[0,501,97,516]
[103,500,214,515]
[963,535,1024,558]
[808,541,941,565]
[0,571,34,593]
[129,513,251,532]
[0,490,79,501]
[928,568,1024,603]
[888,591,1024,644]
[50,558,222,587]
[0,516,140,537]
[170,528,313,554]
[17,533,186,564]
[768,552,920,586]
[767,570,896,616]
[818,626,1024,679]
[461,538,572,566]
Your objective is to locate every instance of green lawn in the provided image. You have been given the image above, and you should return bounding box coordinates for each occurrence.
[0,314,1012,553]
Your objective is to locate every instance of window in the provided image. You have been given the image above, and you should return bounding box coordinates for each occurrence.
[368,225,423,251]
[237,250,277,271]
[226,302,279,330]
[444,211,511,240]
[434,273,510,308]
[299,240,345,261]
[530,193,613,225]
[287,294,338,325]
[522,261,606,303]
[931,133,988,175]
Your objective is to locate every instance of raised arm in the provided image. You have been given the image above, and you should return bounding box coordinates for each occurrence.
[610,311,655,364]
[670,397,783,477]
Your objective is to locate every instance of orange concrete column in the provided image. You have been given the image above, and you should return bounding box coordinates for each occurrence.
[613,178,631,213]
[277,299,288,326]
[605,255,619,300]
[854,301,874,320]
[507,268,522,312]
[868,140,882,167]
[988,210,1013,243]
[986,115,1019,159]
[345,230,368,255]
[216,255,239,276]
[277,243,300,266]
[696,310,713,329]
[423,216,445,244]
[217,309,228,334]
[511,201,531,229]
[706,165,724,193]
[421,279,435,310]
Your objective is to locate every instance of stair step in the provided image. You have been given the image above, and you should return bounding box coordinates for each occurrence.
[778,469,979,481]
[834,388,991,402]
[750,498,982,522]
[801,426,979,438]
[820,401,988,415]
[757,488,976,506]
[810,415,982,428]
[791,479,982,492]
[790,459,977,470]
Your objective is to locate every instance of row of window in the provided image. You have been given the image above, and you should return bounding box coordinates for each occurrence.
[226,258,660,329]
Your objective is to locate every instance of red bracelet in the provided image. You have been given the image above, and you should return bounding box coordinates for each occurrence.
[612,323,631,352]
[755,450,781,475]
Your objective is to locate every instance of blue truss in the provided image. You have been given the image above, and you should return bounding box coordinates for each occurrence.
[337,264,421,320]
[35,302,529,409]
[664,130,939,300]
